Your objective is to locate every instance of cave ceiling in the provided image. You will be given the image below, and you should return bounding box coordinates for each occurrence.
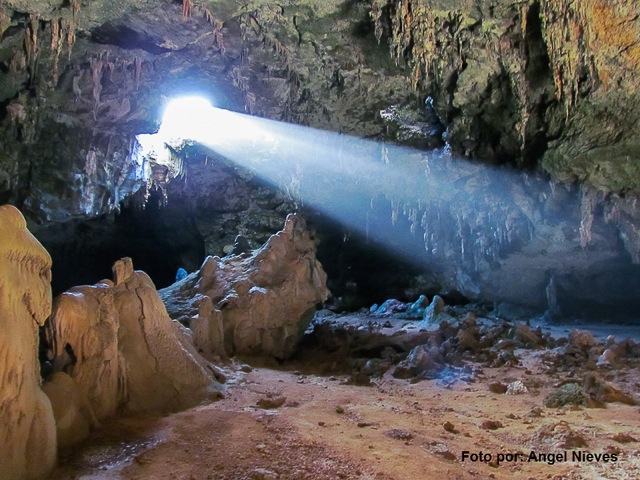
[0,0,409,137]
[0,0,638,194]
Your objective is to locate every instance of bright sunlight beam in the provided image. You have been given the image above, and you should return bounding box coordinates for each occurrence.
[136,97,618,310]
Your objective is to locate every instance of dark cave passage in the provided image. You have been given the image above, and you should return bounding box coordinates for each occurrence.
[36,188,205,296]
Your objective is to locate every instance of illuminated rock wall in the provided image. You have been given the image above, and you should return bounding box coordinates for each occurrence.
[0,205,56,480]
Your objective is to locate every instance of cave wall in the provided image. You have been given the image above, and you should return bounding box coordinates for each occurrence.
[371,0,640,191]
[0,0,639,318]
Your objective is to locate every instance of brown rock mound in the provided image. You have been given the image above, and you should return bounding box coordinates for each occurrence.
[161,214,329,359]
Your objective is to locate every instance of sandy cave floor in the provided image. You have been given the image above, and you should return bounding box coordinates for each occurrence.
[47,315,640,480]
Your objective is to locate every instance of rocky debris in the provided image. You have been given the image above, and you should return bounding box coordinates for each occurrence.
[544,383,588,408]
[392,344,444,380]
[480,420,504,430]
[512,323,546,348]
[597,348,618,366]
[582,373,636,406]
[404,295,428,319]
[0,205,57,480]
[506,380,529,395]
[528,406,545,419]
[443,422,457,433]
[425,442,458,462]
[612,433,638,444]
[161,214,329,359]
[303,303,560,383]
[568,330,598,351]
[257,396,287,410]
[489,383,508,394]
[549,332,640,375]
[385,429,414,441]
[371,299,407,316]
[346,373,374,387]
[370,295,428,319]
[46,257,224,429]
[250,468,279,480]
[534,421,588,449]
[420,295,450,327]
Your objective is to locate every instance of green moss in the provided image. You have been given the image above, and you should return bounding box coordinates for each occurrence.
[544,383,588,408]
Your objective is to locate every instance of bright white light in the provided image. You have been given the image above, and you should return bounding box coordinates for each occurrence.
[159,96,216,143]
[136,96,274,161]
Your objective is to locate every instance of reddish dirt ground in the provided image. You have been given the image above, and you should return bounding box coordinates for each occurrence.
[47,343,640,480]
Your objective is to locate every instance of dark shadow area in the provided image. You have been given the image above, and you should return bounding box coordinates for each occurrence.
[35,188,205,296]
[307,211,436,311]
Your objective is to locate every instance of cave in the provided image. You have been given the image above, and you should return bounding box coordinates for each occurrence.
[1,1,640,479]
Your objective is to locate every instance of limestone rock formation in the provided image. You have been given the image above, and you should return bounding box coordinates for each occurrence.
[161,214,329,359]
[46,257,224,424]
[41,372,97,451]
[0,205,57,480]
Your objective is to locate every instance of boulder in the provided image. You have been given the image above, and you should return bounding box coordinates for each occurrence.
[416,295,454,330]
[0,205,57,480]
[373,299,407,316]
[402,295,428,319]
[161,214,329,359]
[424,295,445,321]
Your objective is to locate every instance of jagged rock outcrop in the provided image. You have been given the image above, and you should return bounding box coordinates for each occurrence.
[46,257,224,428]
[161,214,329,359]
[0,205,57,480]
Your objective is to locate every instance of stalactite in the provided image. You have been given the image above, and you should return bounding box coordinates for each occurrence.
[50,18,65,85]
[67,0,80,59]
[200,6,225,55]
[391,198,399,226]
[0,2,10,40]
[8,50,26,74]
[370,1,383,44]
[24,13,39,79]
[539,0,593,113]
[90,55,104,118]
[182,0,192,19]
[134,56,142,90]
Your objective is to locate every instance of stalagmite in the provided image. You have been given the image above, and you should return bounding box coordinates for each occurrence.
[162,214,330,359]
[46,282,123,420]
[47,257,225,419]
[0,205,57,480]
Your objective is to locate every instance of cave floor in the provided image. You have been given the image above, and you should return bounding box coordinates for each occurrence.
[48,327,640,480]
